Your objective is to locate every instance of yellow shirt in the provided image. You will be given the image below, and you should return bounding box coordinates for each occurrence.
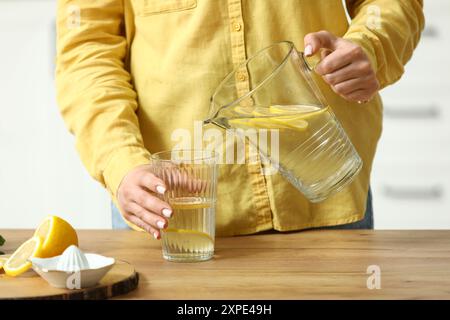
[55,0,424,236]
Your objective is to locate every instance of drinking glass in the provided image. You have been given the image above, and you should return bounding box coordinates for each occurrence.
[151,150,218,262]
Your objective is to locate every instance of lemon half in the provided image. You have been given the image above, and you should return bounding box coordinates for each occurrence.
[33,215,78,258]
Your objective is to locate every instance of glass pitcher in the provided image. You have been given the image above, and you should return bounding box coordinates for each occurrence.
[204,41,362,203]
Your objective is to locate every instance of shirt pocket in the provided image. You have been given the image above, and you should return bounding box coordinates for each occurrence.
[133,0,197,16]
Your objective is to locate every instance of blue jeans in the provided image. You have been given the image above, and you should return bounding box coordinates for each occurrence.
[111,188,374,230]
[111,203,131,229]
[321,187,374,230]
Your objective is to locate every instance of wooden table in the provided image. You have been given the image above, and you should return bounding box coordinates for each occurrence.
[1,230,450,299]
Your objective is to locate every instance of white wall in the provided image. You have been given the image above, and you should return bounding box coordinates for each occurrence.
[372,0,450,229]
[0,1,111,229]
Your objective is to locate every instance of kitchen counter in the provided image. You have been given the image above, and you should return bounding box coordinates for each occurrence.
[1,229,450,299]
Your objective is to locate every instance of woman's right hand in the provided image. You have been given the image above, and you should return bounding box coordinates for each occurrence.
[117,164,173,239]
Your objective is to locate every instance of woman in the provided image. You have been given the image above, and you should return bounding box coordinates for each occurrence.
[56,0,424,238]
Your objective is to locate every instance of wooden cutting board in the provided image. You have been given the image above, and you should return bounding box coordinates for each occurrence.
[0,259,138,300]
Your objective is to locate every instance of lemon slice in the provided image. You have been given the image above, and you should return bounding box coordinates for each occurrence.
[234,106,253,116]
[163,228,214,253]
[3,236,43,277]
[272,117,309,131]
[229,117,287,129]
[270,104,328,119]
[252,107,273,117]
[229,116,307,130]
[251,116,308,131]
[249,118,290,129]
[269,104,318,114]
[34,215,78,258]
[228,118,254,128]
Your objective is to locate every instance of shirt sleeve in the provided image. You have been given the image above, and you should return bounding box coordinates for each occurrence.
[55,0,150,200]
[344,0,425,89]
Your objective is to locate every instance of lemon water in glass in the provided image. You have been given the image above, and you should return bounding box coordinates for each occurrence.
[151,150,218,262]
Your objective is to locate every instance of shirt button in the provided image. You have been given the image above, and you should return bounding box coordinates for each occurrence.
[237,72,247,82]
[233,22,242,32]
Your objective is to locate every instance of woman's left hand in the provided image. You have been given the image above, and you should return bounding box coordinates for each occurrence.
[304,30,380,103]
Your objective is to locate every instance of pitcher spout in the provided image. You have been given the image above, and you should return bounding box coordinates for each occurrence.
[202,117,228,129]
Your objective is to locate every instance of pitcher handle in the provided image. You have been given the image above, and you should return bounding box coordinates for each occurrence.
[294,47,331,108]
[300,48,333,71]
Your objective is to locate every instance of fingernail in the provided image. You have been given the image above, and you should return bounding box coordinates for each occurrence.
[153,231,159,239]
[305,44,313,57]
[156,185,166,194]
[157,220,166,229]
[162,208,172,218]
